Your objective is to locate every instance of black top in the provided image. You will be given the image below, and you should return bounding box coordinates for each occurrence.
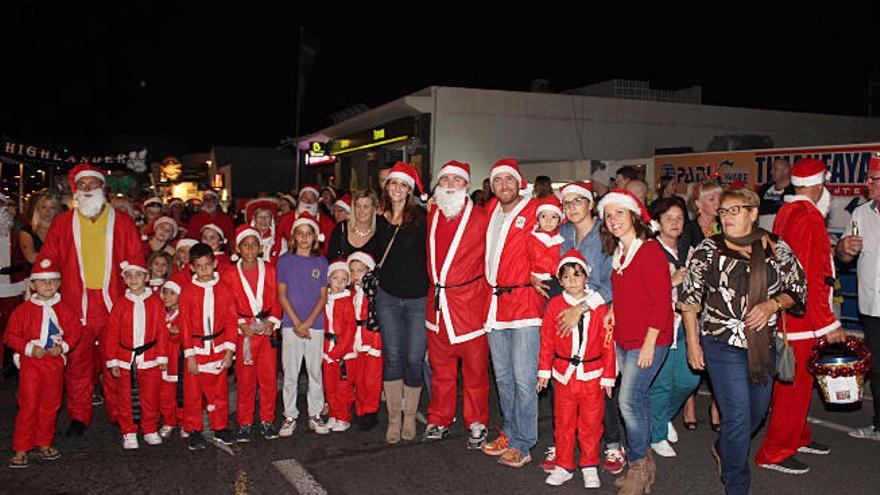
[374,210,429,299]
[20,224,44,255]
[681,215,719,250]
[326,221,384,261]
[757,182,796,216]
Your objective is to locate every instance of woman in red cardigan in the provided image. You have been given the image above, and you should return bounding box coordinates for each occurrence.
[597,190,673,495]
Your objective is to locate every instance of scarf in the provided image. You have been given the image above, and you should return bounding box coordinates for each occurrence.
[31,293,62,349]
[125,290,152,365]
[723,227,772,384]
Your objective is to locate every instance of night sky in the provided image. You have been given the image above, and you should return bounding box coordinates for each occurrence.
[3,2,878,154]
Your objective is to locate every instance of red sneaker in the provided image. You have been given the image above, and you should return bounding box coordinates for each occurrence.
[539,446,557,473]
[481,431,509,456]
[602,446,627,475]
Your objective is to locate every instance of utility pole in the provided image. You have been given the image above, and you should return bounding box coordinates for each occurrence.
[293,25,304,192]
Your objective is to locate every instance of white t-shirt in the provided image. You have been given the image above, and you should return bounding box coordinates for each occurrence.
[845,200,880,316]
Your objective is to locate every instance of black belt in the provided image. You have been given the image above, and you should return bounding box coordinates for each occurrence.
[323,333,348,380]
[493,283,532,297]
[554,353,602,366]
[195,329,225,342]
[324,333,337,343]
[121,340,157,355]
[434,276,483,311]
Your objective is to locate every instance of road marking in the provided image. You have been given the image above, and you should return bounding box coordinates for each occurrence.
[272,459,328,495]
[234,469,249,495]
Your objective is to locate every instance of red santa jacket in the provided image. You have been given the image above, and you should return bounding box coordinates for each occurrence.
[323,290,357,363]
[426,200,491,344]
[187,210,235,251]
[179,274,238,374]
[163,308,182,382]
[4,294,81,368]
[527,228,564,281]
[277,210,335,257]
[105,291,168,370]
[484,197,543,330]
[40,207,142,324]
[353,286,381,357]
[538,293,616,386]
[773,196,839,340]
[221,259,282,334]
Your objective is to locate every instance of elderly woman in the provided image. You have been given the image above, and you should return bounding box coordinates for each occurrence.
[597,189,673,495]
[680,188,806,495]
[327,190,382,261]
[20,194,61,264]
[646,197,701,458]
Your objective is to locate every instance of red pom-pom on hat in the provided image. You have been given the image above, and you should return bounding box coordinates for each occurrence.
[31,255,61,280]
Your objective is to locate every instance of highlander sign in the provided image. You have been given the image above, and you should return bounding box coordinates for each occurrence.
[1,139,148,171]
[654,143,879,196]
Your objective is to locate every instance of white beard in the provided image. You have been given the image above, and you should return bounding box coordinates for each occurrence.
[435,187,468,219]
[75,189,106,218]
[816,187,831,218]
[297,202,318,216]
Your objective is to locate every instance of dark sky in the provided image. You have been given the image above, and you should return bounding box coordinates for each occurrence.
[3,2,878,154]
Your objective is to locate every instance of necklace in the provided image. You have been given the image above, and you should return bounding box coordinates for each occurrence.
[354,226,372,238]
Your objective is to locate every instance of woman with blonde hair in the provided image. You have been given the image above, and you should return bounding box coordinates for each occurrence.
[326,189,382,260]
[20,194,61,264]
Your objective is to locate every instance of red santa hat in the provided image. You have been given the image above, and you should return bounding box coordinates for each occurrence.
[291,212,325,242]
[535,194,563,219]
[347,251,376,271]
[168,197,184,207]
[162,271,189,295]
[68,163,106,192]
[143,197,163,210]
[280,194,297,208]
[30,256,61,280]
[245,198,279,224]
[334,193,352,213]
[322,186,338,199]
[560,181,594,203]
[152,216,179,239]
[175,238,198,250]
[489,158,532,196]
[869,153,880,173]
[200,223,227,243]
[387,161,427,200]
[597,189,659,232]
[234,224,261,247]
[558,249,592,277]
[438,160,471,183]
[328,259,350,278]
[203,189,220,200]
[120,259,150,275]
[790,158,830,187]
[299,184,320,200]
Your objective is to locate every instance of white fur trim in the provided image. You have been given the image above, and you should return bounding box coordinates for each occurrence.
[30,271,61,280]
[120,261,149,274]
[328,261,350,277]
[387,170,415,190]
[438,164,470,183]
[560,184,594,203]
[558,255,591,277]
[299,186,319,199]
[791,170,828,187]
[235,227,261,247]
[74,170,105,185]
[489,165,522,185]
[200,223,226,242]
[600,378,616,388]
[163,280,182,294]
[537,370,552,379]
[333,199,351,212]
[536,204,563,218]
[347,251,376,271]
[597,192,639,219]
[176,239,198,249]
[25,341,36,357]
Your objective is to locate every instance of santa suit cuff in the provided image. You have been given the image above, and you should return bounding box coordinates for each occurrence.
[531,272,552,281]
[267,317,281,330]
[58,340,70,354]
[25,340,39,357]
[600,378,616,388]
[537,370,552,379]
[586,291,605,310]
[107,359,127,369]
[156,356,169,365]
[813,320,842,338]
[183,348,197,358]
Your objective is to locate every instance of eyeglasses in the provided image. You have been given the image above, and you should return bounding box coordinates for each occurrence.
[561,197,589,210]
[717,204,755,217]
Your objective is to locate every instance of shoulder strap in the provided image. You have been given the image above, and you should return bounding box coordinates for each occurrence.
[377,226,400,269]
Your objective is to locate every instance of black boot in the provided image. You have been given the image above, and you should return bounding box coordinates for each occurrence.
[359,412,379,431]
[66,420,86,437]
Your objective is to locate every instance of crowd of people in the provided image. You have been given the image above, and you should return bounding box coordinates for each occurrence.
[2,155,879,495]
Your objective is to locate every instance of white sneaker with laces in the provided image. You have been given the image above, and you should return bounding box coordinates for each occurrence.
[158,425,174,439]
[651,440,677,457]
[180,429,190,439]
[310,416,330,435]
[667,421,679,443]
[279,417,296,437]
[325,417,338,430]
[122,433,139,450]
[582,467,601,489]
[545,466,574,486]
[849,425,880,441]
[143,432,162,446]
[329,419,350,432]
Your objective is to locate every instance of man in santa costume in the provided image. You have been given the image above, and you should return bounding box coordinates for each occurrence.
[756,158,846,475]
[40,163,143,436]
[421,160,492,450]
[6,256,81,468]
[278,184,335,256]
[244,198,282,264]
[223,224,282,442]
[480,158,544,468]
[0,191,28,374]
[105,259,168,450]
[187,190,235,250]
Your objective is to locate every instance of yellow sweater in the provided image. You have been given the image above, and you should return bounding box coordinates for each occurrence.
[78,206,109,289]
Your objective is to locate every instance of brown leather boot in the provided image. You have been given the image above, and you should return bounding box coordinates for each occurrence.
[401,385,422,441]
[645,449,656,488]
[383,380,404,444]
[617,458,649,495]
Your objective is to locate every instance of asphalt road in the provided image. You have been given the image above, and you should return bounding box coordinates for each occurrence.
[1,375,878,495]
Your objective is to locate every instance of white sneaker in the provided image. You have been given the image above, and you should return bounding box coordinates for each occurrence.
[545,466,574,486]
[122,433,139,450]
[651,440,677,457]
[329,418,350,432]
[324,417,338,430]
[279,417,296,437]
[582,467,601,489]
[143,432,163,446]
[667,421,679,443]
[849,425,880,441]
[158,425,175,439]
[309,416,330,435]
[180,429,190,439]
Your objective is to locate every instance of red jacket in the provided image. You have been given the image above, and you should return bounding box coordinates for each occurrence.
[484,197,543,330]
[4,294,81,368]
[105,291,168,370]
[40,207,142,324]
[179,274,238,374]
[610,239,674,350]
[527,229,564,281]
[323,290,356,363]
[187,210,235,251]
[426,200,491,343]
[221,259,282,333]
[773,197,839,340]
[539,294,616,386]
[163,308,182,382]
[353,286,381,357]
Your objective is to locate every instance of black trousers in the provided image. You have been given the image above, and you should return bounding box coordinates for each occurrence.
[863,315,880,428]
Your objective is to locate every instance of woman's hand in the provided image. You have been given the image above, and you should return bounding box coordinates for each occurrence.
[294,322,311,339]
[530,274,550,299]
[536,377,549,392]
[687,341,705,371]
[671,267,687,287]
[240,322,256,337]
[745,300,777,331]
[556,305,585,337]
[637,339,656,369]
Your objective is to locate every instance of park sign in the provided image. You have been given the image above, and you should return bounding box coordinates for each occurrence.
[654,143,879,196]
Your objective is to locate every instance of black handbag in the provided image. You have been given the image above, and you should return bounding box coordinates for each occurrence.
[361,226,399,331]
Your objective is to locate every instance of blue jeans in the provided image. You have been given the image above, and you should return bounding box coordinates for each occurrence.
[649,325,701,443]
[488,326,540,454]
[617,344,669,462]
[376,288,427,387]
[702,336,774,495]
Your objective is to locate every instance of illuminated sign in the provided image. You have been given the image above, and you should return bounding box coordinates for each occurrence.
[305,154,336,166]
[309,141,327,157]
[372,128,385,140]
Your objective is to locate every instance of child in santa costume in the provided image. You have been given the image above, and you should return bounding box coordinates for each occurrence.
[322,260,357,432]
[347,251,382,430]
[173,239,197,275]
[106,259,169,450]
[158,271,189,439]
[179,242,238,450]
[537,250,616,489]
[244,198,283,264]
[147,251,173,293]
[528,194,565,299]
[6,257,81,468]
[223,225,282,442]
[200,224,230,267]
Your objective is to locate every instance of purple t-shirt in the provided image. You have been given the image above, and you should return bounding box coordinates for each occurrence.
[276,253,328,329]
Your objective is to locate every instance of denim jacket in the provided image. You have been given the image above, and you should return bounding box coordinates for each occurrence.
[559,219,613,305]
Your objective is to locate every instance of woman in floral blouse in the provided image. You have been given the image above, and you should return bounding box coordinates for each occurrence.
[680,188,806,495]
